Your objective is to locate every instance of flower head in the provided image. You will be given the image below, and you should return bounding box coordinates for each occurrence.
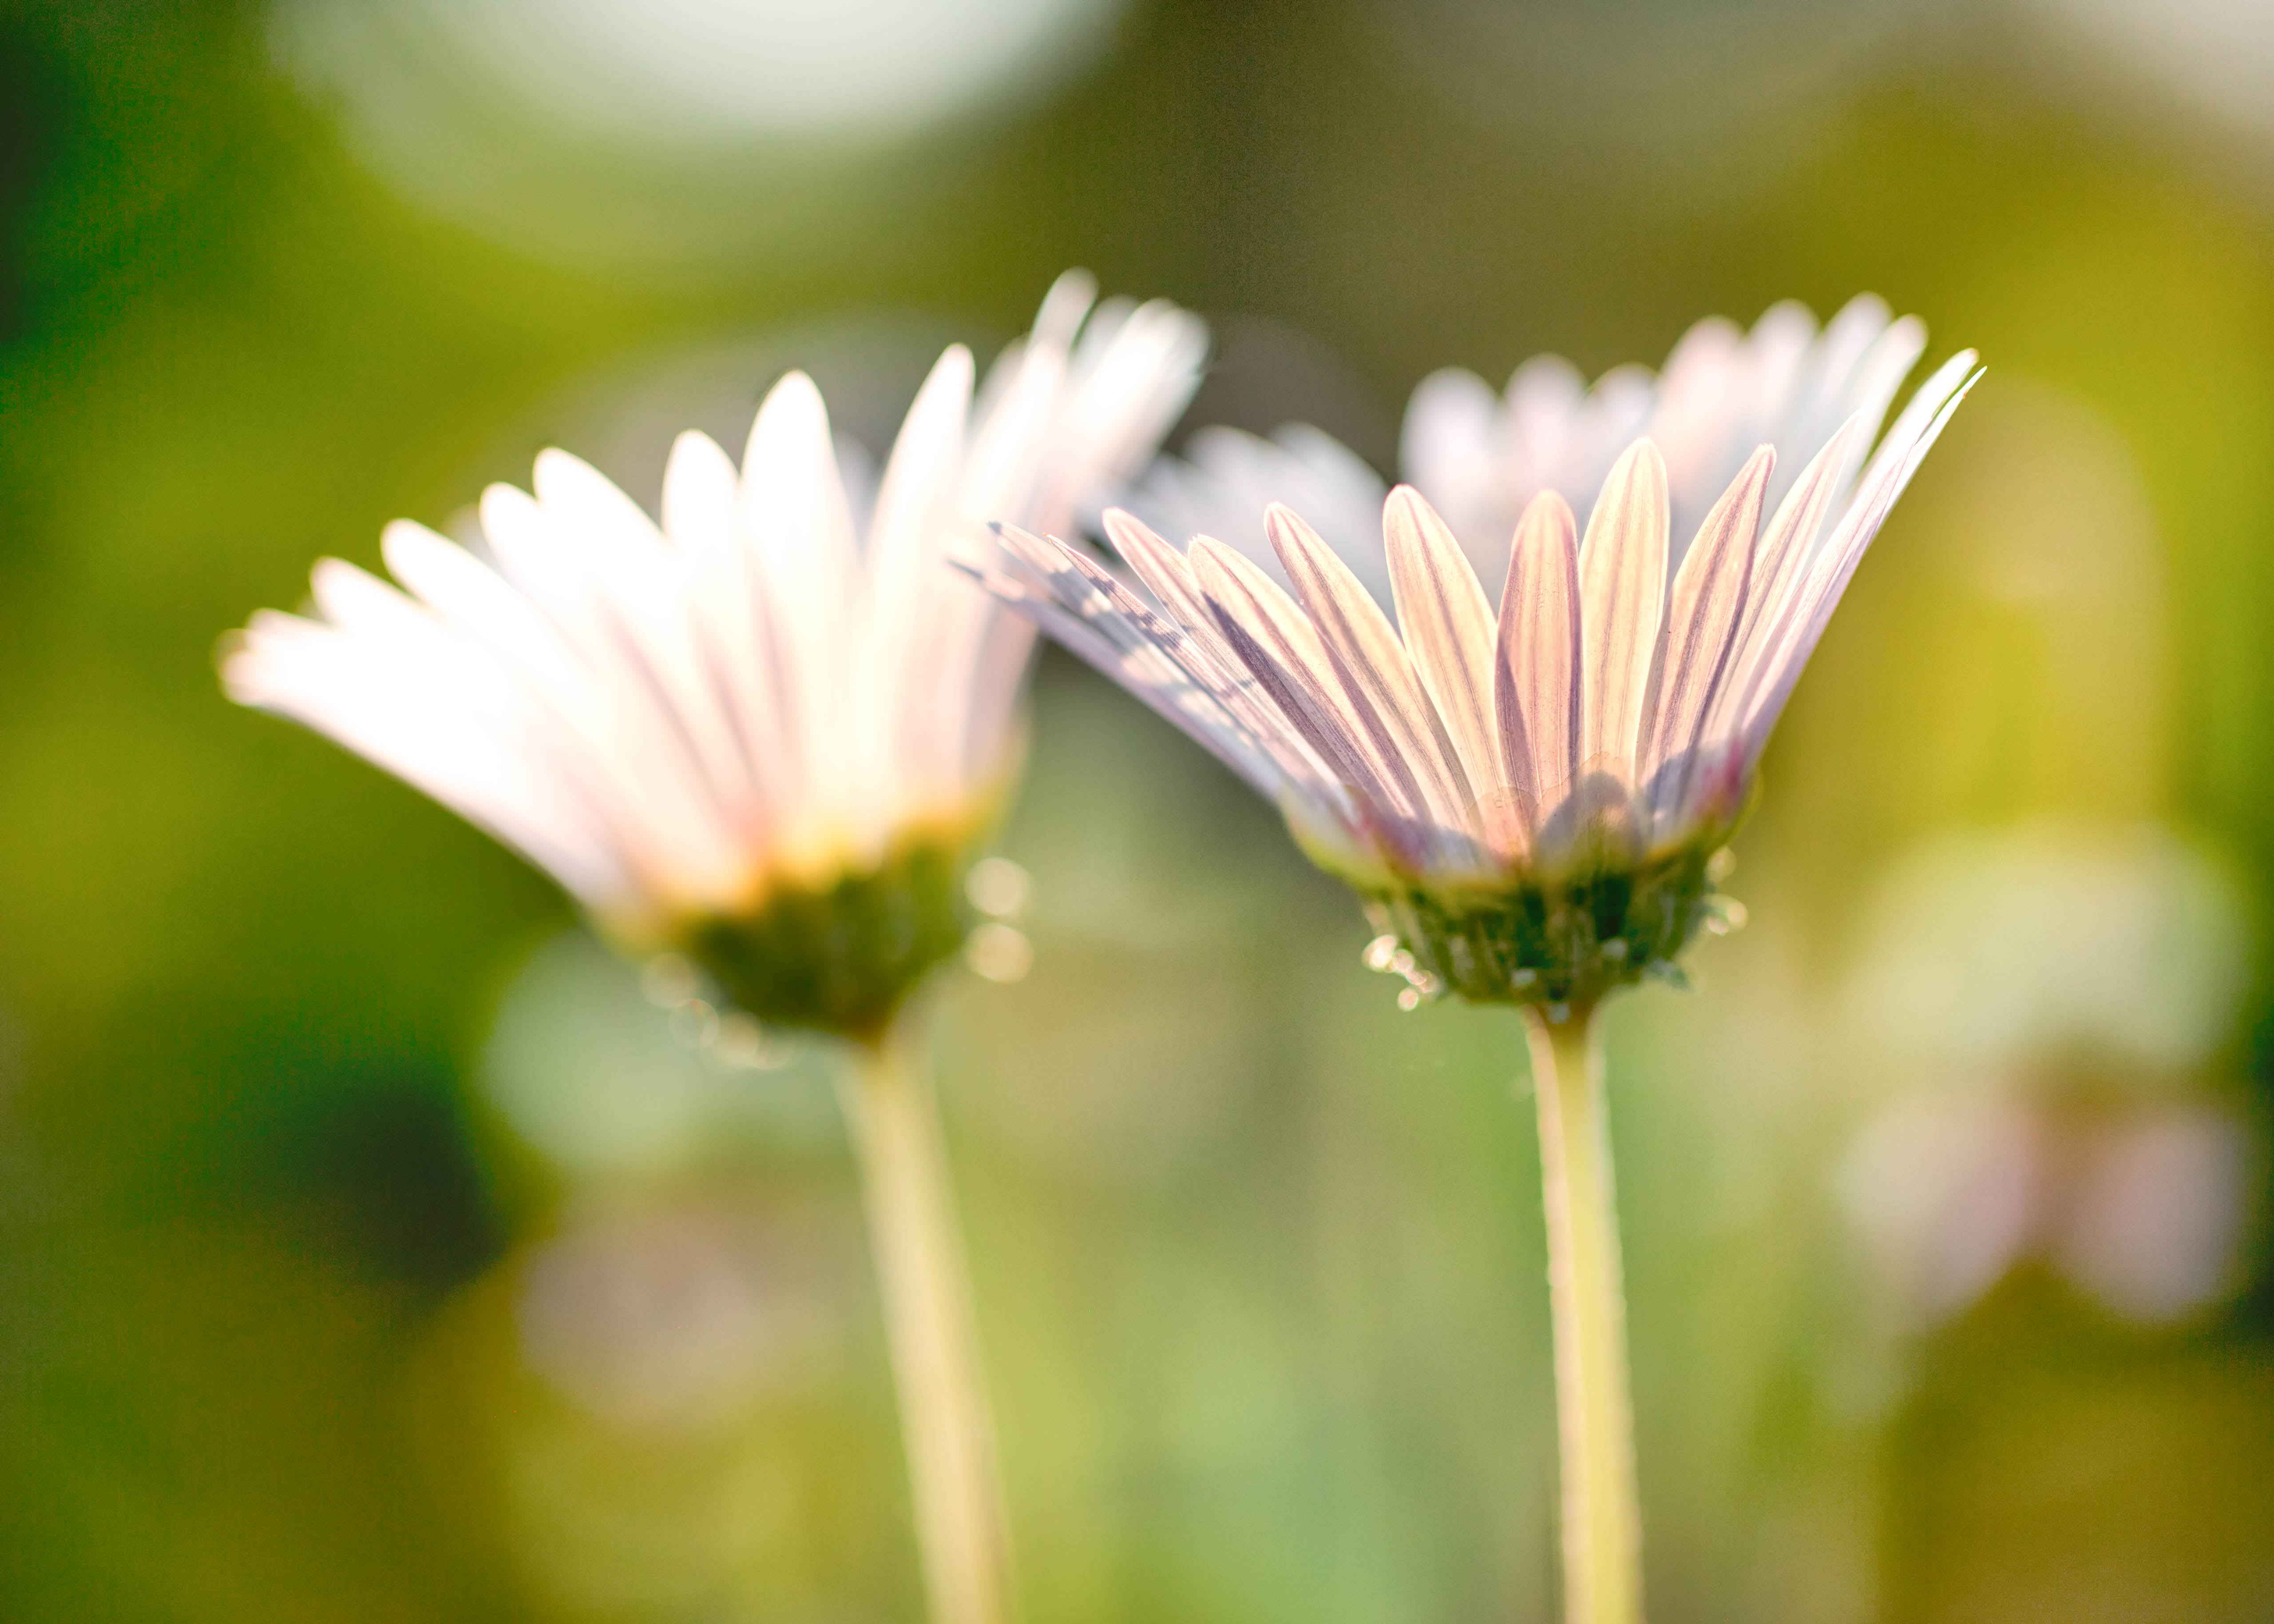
[980,306,1977,1012]
[225,273,1206,1037]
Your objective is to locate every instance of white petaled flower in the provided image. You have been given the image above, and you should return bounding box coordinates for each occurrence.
[1132,296,1935,613]
[225,273,1206,1036]
[981,308,1977,1012]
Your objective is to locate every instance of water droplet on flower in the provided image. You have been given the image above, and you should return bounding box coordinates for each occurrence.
[641,952,699,1008]
[1707,846,1738,884]
[1363,933,1400,972]
[709,1011,790,1071]
[668,998,719,1048]
[966,922,1033,983]
[1397,987,1422,1012]
[1705,896,1749,936]
[1391,948,1416,977]
[966,857,1032,920]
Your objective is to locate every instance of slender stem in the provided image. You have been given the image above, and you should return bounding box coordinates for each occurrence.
[841,1017,1014,1624]
[1522,1004,1644,1624]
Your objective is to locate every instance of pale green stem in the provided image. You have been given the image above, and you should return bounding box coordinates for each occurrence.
[1522,1004,1644,1624]
[841,1018,1014,1624]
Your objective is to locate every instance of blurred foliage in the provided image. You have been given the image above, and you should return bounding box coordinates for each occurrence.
[1,0,2272,1620]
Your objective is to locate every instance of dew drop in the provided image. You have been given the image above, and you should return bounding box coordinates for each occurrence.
[1707,846,1738,884]
[1363,933,1401,972]
[710,1011,790,1071]
[1397,987,1422,1012]
[668,998,720,1048]
[641,952,700,1009]
[966,857,1032,920]
[966,922,1034,983]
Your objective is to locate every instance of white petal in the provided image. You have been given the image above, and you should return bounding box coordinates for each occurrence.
[863,344,977,804]
[534,448,762,834]
[662,430,788,818]
[1401,367,1503,551]
[741,371,868,850]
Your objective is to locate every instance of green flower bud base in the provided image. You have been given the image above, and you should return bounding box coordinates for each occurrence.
[681,839,971,1040]
[1363,840,1730,1011]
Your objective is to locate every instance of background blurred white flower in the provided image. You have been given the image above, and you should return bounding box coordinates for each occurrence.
[1837,825,2262,1328]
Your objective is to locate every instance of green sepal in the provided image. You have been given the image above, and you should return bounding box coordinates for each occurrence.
[1361,838,1727,1011]
[678,838,972,1042]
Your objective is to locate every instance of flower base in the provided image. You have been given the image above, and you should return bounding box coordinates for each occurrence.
[1362,839,1731,1010]
[682,840,972,1040]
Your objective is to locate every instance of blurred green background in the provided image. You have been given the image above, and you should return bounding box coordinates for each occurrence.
[2,0,2271,1619]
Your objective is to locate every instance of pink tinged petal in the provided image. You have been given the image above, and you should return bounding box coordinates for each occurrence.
[1857,348,1979,509]
[1266,502,1480,836]
[1577,439,1671,786]
[1704,412,1869,743]
[1839,315,1929,454]
[1104,509,1348,795]
[1383,486,1501,801]
[987,526,1341,822]
[1190,536,1420,838]
[1494,491,1582,847]
[1105,508,1252,679]
[1742,366,1982,750]
[1639,446,1769,830]
[1105,508,1213,633]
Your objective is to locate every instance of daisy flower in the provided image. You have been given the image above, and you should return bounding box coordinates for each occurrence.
[979,302,1977,1624]
[990,312,1976,1014]
[224,271,1204,1037]
[225,271,1206,1624]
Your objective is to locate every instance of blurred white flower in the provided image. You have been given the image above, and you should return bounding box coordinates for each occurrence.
[271,0,1131,270]
[1838,826,2261,1328]
[518,1208,833,1433]
[1841,1093,2253,1328]
[1844,825,2253,1073]
[980,329,1975,1008]
[227,273,1204,1032]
